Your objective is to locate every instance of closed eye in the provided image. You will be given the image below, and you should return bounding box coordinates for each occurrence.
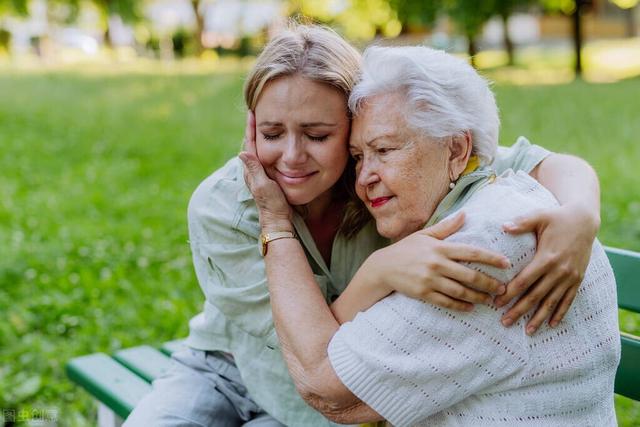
[262,133,281,141]
[307,134,329,142]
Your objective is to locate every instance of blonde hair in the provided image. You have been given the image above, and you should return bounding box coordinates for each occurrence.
[244,24,369,239]
[244,23,361,110]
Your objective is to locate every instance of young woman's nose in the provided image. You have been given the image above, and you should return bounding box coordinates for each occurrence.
[282,136,308,165]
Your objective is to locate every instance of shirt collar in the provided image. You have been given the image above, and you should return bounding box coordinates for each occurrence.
[425,164,496,228]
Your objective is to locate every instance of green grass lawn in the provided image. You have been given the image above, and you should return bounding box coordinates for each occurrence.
[0,67,638,425]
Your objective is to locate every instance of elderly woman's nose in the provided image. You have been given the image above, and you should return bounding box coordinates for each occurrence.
[357,161,379,187]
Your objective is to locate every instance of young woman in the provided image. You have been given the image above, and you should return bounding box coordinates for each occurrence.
[125,25,601,427]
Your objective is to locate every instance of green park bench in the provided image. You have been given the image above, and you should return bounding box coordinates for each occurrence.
[67,247,640,427]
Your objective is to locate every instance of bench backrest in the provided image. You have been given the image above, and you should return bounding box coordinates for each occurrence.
[606,247,640,401]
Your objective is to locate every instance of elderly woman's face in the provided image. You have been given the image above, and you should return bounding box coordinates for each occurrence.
[350,93,452,241]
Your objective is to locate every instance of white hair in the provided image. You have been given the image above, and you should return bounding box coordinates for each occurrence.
[349,46,500,165]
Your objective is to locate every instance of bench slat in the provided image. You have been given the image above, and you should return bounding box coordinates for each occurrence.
[615,333,640,401]
[606,247,640,313]
[606,247,640,402]
[114,346,173,383]
[160,339,185,356]
[66,353,151,419]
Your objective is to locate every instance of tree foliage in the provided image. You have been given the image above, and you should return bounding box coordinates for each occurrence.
[0,0,29,16]
[287,0,402,40]
[389,0,441,29]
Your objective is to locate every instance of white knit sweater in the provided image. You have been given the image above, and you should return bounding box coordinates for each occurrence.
[328,171,620,427]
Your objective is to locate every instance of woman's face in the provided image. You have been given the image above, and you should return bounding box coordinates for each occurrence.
[254,75,350,206]
[350,93,451,242]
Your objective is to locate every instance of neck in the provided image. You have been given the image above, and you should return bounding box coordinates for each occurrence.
[296,189,344,267]
[295,189,335,223]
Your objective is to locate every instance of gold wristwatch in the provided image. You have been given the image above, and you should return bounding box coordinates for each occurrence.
[259,231,297,256]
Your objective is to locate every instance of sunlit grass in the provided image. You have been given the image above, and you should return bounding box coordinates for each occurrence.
[0,66,638,425]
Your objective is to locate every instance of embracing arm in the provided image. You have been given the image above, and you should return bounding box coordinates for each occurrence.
[530,153,600,227]
[263,224,384,423]
[496,153,601,333]
[330,213,508,324]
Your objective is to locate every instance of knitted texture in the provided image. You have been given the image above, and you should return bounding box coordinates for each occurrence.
[328,171,620,427]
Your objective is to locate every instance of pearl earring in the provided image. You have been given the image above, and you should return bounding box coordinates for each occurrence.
[449,181,455,189]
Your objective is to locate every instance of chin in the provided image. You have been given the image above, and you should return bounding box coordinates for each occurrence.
[376,220,414,242]
[375,222,399,241]
[283,189,317,206]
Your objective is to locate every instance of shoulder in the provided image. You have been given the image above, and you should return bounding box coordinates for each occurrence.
[188,157,260,244]
[446,172,559,284]
[462,170,558,221]
[492,136,552,175]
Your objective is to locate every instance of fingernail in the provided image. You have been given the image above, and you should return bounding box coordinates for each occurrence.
[550,320,558,328]
[502,258,511,268]
[526,326,536,335]
[497,285,506,295]
[503,221,516,230]
[484,297,493,305]
[502,317,513,327]
[495,299,505,308]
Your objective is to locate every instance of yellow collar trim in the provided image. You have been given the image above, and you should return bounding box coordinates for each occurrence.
[461,155,480,176]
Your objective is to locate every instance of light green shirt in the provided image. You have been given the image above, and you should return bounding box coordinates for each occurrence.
[185,137,550,426]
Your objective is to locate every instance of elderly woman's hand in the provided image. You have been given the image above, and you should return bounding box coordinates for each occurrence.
[239,111,293,232]
[333,213,511,323]
[359,213,510,312]
[495,204,599,335]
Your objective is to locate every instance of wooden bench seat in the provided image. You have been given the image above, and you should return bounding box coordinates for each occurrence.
[66,342,182,426]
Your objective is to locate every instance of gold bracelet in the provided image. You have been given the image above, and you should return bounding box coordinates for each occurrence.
[259,231,297,256]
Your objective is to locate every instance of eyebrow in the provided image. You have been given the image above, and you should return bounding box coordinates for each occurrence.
[365,133,397,146]
[257,121,337,128]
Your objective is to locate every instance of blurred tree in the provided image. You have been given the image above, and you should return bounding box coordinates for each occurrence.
[445,0,497,67]
[189,0,204,55]
[287,0,402,40]
[541,0,592,76]
[0,0,25,52]
[495,0,536,65]
[390,0,496,68]
[388,0,441,31]
[0,0,29,16]
[88,0,140,48]
[611,0,638,37]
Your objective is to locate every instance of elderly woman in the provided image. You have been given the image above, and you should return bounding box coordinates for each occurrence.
[241,46,620,426]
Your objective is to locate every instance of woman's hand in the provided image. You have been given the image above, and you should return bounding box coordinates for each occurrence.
[332,212,510,323]
[495,204,599,335]
[239,111,293,232]
[382,212,510,309]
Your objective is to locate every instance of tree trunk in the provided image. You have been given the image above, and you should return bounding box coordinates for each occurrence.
[625,6,637,38]
[571,0,584,77]
[104,25,112,49]
[468,35,478,68]
[501,12,515,66]
[191,0,205,55]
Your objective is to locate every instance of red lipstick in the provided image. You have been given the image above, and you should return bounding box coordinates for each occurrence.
[370,196,392,208]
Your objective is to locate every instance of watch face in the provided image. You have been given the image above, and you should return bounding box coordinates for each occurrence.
[260,234,268,256]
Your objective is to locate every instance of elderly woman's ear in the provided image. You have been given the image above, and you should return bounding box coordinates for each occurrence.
[447,131,473,182]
